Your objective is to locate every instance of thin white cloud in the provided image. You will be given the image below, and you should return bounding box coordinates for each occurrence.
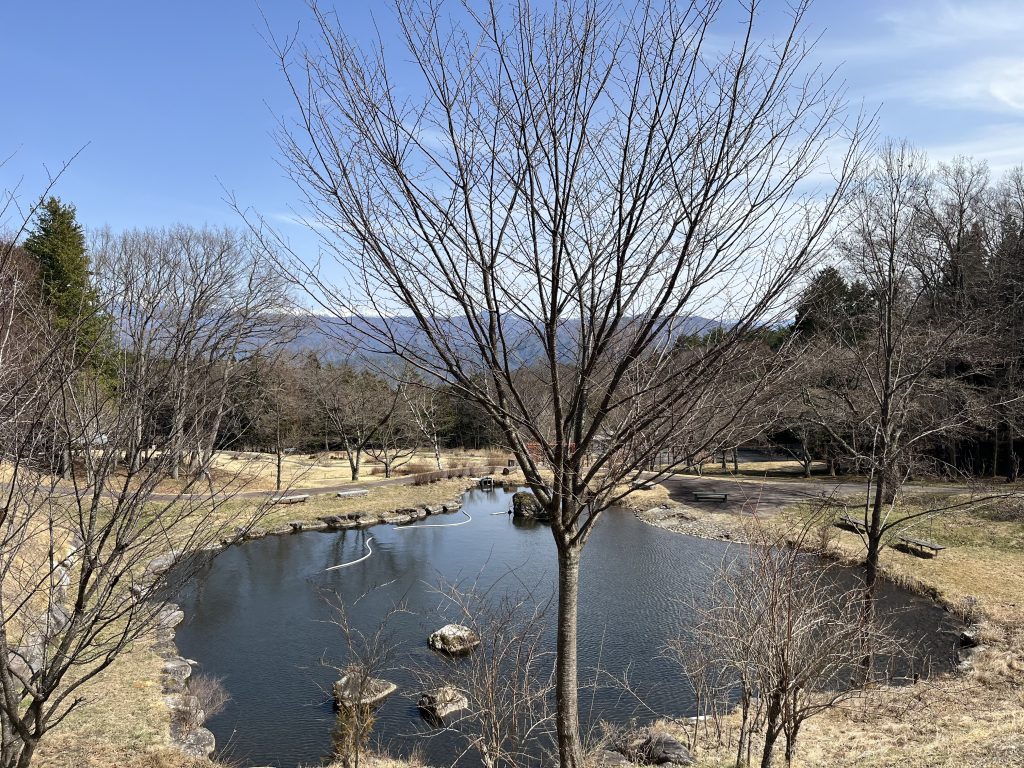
[893,57,1024,113]
[880,1,1024,48]
[921,124,1024,175]
[823,1,1024,62]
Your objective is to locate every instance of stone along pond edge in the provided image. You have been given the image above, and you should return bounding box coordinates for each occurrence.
[143,488,471,762]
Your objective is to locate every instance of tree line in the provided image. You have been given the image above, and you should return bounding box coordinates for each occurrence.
[4,1,1024,767]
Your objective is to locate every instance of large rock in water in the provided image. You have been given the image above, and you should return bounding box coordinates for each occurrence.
[428,623,481,654]
[417,686,469,720]
[511,492,548,521]
[333,672,398,708]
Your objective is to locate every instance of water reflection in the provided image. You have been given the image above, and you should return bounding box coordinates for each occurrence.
[174,487,960,768]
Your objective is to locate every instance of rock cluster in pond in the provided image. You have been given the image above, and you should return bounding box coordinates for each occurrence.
[417,686,469,720]
[150,600,217,760]
[956,622,987,671]
[333,670,399,708]
[428,623,481,654]
[511,491,549,521]
[601,727,695,766]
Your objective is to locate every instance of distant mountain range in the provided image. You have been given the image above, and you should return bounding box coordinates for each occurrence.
[286,313,725,366]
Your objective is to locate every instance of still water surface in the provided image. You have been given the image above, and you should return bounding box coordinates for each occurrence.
[175,487,960,767]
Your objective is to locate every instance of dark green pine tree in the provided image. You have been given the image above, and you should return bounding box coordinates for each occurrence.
[23,197,109,364]
[793,266,848,338]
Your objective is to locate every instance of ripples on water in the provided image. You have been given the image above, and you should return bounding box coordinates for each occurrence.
[174,487,961,767]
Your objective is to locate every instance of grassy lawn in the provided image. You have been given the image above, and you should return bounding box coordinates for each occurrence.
[24,470,1024,767]
[779,492,1024,626]
[176,448,510,494]
[212,475,489,532]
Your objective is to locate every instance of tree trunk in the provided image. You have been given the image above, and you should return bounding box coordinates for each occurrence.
[861,473,885,676]
[276,447,283,492]
[784,720,801,766]
[346,446,361,482]
[993,425,1000,479]
[735,685,750,768]
[760,693,783,768]
[732,447,739,473]
[554,546,584,768]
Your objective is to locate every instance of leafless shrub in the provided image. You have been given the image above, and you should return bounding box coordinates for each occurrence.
[323,593,405,768]
[413,578,555,768]
[177,674,231,733]
[667,522,901,767]
[402,461,435,476]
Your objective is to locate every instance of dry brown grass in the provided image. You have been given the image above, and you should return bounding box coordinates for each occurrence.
[665,656,1024,767]
[209,476,489,532]
[33,631,175,768]
[617,483,672,511]
[779,493,1024,626]
[200,449,509,492]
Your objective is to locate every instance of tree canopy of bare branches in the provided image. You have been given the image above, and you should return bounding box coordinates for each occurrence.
[1,179,287,768]
[256,1,868,764]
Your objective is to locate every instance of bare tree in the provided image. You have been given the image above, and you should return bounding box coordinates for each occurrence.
[672,522,899,768]
[401,373,455,471]
[259,1,867,764]
[91,225,293,479]
[800,143,1000,660]
[364,382,419,479]
[0,180,282,767]
[312,363,400,481]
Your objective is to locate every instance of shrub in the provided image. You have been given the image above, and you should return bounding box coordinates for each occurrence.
[177,673,230,733]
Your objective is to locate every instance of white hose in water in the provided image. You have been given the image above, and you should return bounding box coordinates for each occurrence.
[325,537,374,571]
[393,509,472,530]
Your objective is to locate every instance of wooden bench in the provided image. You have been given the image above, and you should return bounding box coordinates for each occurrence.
[272,494,309,505]
[897,535,946,558]
[693,491,728,502]
[335,489,369,499]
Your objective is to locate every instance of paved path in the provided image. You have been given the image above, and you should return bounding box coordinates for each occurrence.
[657,474,961,516]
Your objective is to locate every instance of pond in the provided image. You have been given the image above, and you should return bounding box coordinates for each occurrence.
[174,487,961,768]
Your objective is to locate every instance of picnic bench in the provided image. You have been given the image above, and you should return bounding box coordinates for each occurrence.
[272,494,309,505]
[692,491,728,502]
[897,535,946,558]
[835,514,868,534]
[335,489,369,499]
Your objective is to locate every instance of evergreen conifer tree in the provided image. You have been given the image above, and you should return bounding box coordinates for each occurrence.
[23,196,109,363]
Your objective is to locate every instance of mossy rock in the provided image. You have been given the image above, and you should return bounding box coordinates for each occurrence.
[512,491,549,521]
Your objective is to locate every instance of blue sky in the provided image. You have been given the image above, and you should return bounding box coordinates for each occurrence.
[3,0,1024,253]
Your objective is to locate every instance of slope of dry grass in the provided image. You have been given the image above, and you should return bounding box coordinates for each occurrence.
[32,631,182,768]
